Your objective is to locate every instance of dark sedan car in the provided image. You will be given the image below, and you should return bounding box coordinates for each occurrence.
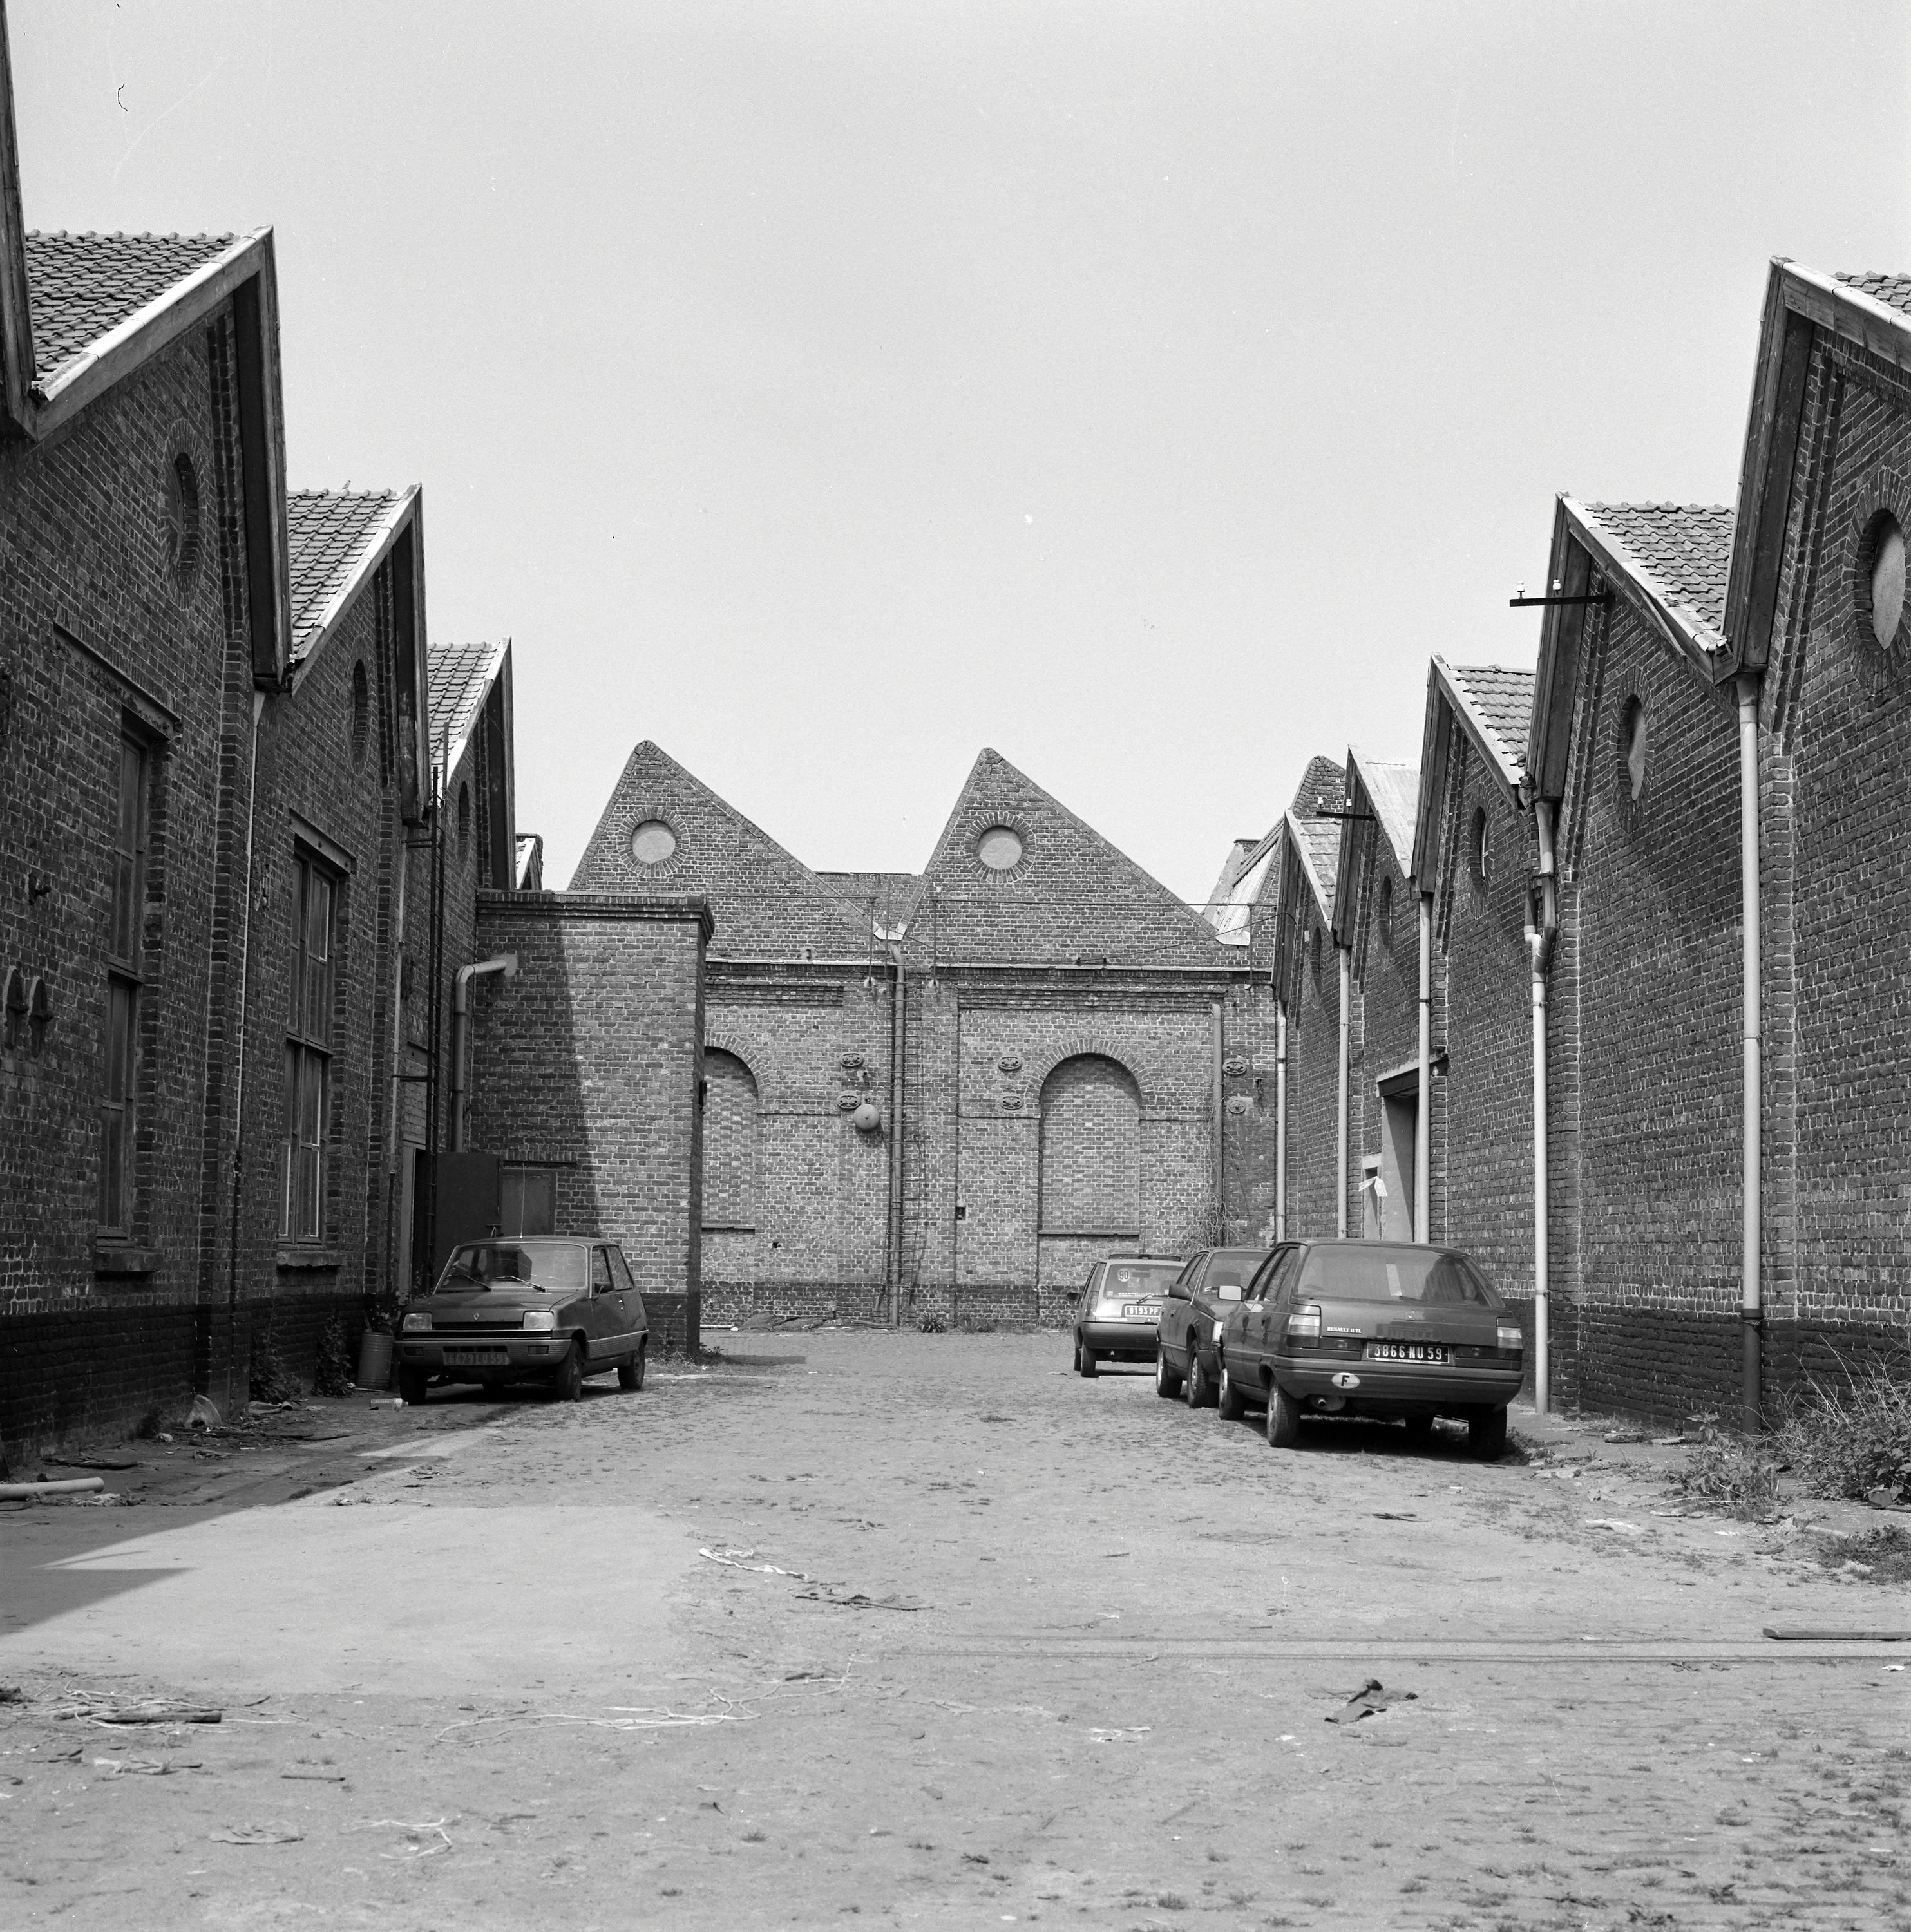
[1154,1246,1273,1406]
[1070,1256,1184,1376]
[395,1236,649,1404]
[1214,1239,1523,1456]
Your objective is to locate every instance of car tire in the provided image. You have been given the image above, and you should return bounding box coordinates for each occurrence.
[1184,1350,1211,1409]
[552,1340,585,1403]
[1075,1336,1098,1378]
[1266,1382,1302,1448]
[1402,1414,1435,1439]
[617,1347,646,1392]
[1155,1350,1182,1399]
[1467,1405,1508,1460]
[1216,1360,1246,1421]
[397,1365,430,1406]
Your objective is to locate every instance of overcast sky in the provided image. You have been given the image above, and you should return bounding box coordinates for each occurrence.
[14,1,1911,900]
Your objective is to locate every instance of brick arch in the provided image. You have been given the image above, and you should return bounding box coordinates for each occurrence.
[1038,1053,1143,1239]
[1025,1035,1156,1113]
[701,1046,759,1231]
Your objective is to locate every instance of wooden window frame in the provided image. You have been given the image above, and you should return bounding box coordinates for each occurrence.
[281,848,341,1244]
[97,732,150,1238]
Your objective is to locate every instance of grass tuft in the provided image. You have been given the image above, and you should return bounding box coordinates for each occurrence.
[1668,1413,1782,1520]
[1774,1363,1911,1504]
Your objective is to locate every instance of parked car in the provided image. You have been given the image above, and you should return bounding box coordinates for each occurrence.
[394,1236,649,1404]
[1069,1256,1184,1375]
[1213,1239,1522,1455]
[1154,1246,1273,1406]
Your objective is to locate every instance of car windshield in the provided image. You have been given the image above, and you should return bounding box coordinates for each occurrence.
[1203,1248,1268,1291]
[436,1240,589,1293]
[1100,1264,1178,1299]
[1296,1245,1503,1309]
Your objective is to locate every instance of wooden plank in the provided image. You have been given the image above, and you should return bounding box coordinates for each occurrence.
[1738,313,1813,676]
[1764,1626,1911,1642]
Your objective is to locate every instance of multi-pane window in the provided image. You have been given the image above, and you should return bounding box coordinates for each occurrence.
[281,852,338,1242]
[98,735,147,1236]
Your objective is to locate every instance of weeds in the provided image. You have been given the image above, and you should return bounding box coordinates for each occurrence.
[249,1331,303,1406]
[1807,1523,1911,1583]
[1773,1363,1911,1503]
[312,1315,354,1399]
[917,1314,947,1334]
[1668,1412,1782,1520]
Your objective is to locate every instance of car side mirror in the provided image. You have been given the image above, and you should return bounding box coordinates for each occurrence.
[1216,1284,1242,1302]
[1166,1284,1188,1300]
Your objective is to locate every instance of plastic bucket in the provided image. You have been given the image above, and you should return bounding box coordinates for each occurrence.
[356,1331,394,1392]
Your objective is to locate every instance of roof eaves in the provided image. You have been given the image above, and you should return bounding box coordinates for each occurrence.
[1436,658,1526,799]
[1284,809,1335,925]
[439,639,510,787]
[1566,498,1728,666]
[286,487,418,694]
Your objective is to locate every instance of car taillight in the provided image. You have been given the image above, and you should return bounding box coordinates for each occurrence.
[1497,1325,1524,1352]
[401,1311,432,1333]
[521,1311,558,1332]
[1286,1303,1320,1342]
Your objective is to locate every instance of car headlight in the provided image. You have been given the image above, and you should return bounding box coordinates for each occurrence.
[401,1311,432,1333]
[1497,1325,1525,1352]
[521,1311,558,1332]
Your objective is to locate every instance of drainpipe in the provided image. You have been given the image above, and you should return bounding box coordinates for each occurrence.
[1738,676,1763,1432]
[886,943,906,1330]
[449,954,518,1152]
[1526,802,1558,1417]
[1336,945,1351,1238]
[1211,999,1224,1239]
[1416,891,1431,1243]
[1275,1000,1288,1242]
[222,689,267,1414]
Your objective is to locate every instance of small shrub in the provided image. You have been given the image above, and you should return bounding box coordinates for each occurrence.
[1774,1363,1911,1502]
[249,1331,303,1406]
[132,1405,163,1441]
[917,1314,947,1334]
[961,1316,997,1335]
[1668,1413,1782,1520]
[1807,1522,1911,1583]
[312,1314,354,1398]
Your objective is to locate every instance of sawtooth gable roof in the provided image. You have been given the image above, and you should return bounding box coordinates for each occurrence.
[1411,660,1532,886]
[570,743,878,960]
[1333,748,1418,945]
[913,748,1222,967]
[428,639,508,777]
[26,231,238,386]
[287,488,415,673]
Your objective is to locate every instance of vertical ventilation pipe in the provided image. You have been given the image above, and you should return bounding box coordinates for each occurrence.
[1415,891,1432,1243]
[1275,1001,1288,1242]
[886,943,906,1329]
[449,954,518,1151]
[1738,676,1763,1432]
[1526,802,1558,1416]
[1336,945,1351,1238]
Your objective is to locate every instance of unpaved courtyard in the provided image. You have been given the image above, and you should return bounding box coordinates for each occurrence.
[2,1331,1908,1930]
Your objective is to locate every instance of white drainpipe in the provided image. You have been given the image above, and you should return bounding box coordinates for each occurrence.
[1416,891,1431,1242]
[1275,1001,1288,1241]
[1336,944,1351,1238]
[450,954,518,1153]
[1526,801,1558,1416]
[1738,676,1762,1431]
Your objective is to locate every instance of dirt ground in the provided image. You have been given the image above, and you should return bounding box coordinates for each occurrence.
[3,1329,1909,1931]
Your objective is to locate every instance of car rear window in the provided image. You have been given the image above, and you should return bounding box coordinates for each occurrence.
[1099,1264,1177,1299]
[1203,1247,1269,1290]
[1296,1247,1503,1309]
[439,1240,589,1291]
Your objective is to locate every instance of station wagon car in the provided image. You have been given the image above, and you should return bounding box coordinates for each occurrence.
[1154,1246,1273,1406]
[1213,1239,1522,1456]
[394,1237,649,1405]
[1070,1256,1184,1375]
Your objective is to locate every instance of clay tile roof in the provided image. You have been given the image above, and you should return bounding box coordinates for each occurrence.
[427,639,504,761]
[285,490,405,661]
[24,231,238,387]
[1447,665,1534,777]
[1580,501,1735,641]
[1836,270,1911,317]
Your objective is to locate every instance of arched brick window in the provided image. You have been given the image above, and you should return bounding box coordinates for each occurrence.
[701,1049,758,1230]
[1038,1054,1141,1236]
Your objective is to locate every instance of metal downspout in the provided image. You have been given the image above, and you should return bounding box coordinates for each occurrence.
[449,954,518,1152]
[886,945,906,1330]
[1211,999,1224,1237]
[1528,801,1558,1417]
[1738,676,1763,1432]
[1336,945,1351,1238]
[1275,1001,1288,1242]
[222,689,267,1414]
[1416,891,1431,1242]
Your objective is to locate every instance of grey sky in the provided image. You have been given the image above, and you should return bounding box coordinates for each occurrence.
[15,1,1910,899]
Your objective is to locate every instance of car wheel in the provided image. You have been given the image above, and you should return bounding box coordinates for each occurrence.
[1184,1350,1210,1409]
[1467,1405,1508,1459]
[1155,1350,1182,1399]
[1266,1382,1302,1448]
[617,1347,646,1393]
[1215,1360,1246,1421]
[397,1365,430,1406]
[552,1340,585,1403]
[1076,1336,1098,1378]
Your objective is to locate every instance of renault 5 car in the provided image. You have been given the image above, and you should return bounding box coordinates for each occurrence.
[1214,1239,1523,1456]
[395,1236,649,1404]
[1069,1256,1184,1375]
[1154,1245,1274,1406]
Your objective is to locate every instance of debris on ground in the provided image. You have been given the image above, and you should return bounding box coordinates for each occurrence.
[41,1453,142,1471]
[1584,1519,1644,1534]
[1087,1726,1152,1744]
[186,1396,222,1434]
[1602,1429,1648,1444]
[699,1546,817,1581]
[1326,1679,1414,1725]
[55,1701,223,1725]
[209,1823,303,1845]
[793,1587,926,1611]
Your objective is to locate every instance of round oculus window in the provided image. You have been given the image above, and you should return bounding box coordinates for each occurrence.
[630,819,678,866]
[977,826,1023,871]
[1870,513,1906,649]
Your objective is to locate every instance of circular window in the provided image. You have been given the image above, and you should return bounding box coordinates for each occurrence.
[630,818,678,866]
[1469,807,1491,895]
[1868,513,1906,649]
[977,826,1023,871]
[163,449,201,587]
[350,661,370,768]
[1619,694,1647,802]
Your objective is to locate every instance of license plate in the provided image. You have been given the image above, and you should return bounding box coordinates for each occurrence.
[442,1347,508,1366]
[1123,1303,1162,1320]
[1365,1341,1449,1364]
